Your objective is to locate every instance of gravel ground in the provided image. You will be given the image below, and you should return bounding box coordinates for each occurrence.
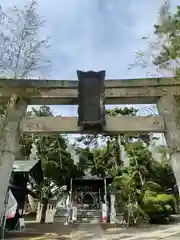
[5,216,180,240]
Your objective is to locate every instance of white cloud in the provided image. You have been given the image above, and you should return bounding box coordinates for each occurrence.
[1,0,179,79]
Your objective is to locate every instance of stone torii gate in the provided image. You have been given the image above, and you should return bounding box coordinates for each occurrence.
[0,71,180,220]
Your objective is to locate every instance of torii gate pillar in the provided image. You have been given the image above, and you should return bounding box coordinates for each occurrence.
[157,94,180,194]
[0,95,27,221]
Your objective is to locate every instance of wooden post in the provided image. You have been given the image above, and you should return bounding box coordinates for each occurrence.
[156,94,180,194]
[0,94,27,220]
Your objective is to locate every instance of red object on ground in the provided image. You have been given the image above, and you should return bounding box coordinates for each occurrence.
[103,216,107,221]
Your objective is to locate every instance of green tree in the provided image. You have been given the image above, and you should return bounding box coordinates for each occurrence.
[130,3,180,77]
[153,3,180,76]
[0,0,50,78]
[0,0,51,117]
[113,137,178,225]
[113,140,176,225]
[113,139,157,225]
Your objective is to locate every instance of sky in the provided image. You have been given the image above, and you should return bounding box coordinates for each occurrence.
[1,0,179,146]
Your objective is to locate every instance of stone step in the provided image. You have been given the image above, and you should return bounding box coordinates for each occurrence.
[55,208,102,223]
[77,216,101,221]
[77,209,101,223]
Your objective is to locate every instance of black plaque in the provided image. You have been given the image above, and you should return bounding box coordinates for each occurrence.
[77,70,106,133]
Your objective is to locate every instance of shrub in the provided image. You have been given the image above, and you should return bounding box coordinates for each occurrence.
[142,190,176,223]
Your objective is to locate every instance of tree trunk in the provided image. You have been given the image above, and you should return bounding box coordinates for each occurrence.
[40,199,48,224]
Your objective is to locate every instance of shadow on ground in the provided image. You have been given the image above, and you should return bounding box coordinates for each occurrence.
[5,222,77,239]
[4,215,180,239]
